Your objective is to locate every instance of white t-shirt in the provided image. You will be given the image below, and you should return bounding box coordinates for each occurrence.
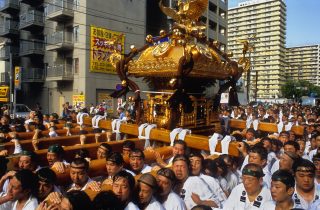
[162,191,186,210]
[222,183,272,210]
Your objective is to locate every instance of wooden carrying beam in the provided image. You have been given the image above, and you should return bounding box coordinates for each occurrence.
[228,119,304,136]
[53,145,173,186]
[82,118,240,157]
[2,133,104,154]
[7,127,93,140]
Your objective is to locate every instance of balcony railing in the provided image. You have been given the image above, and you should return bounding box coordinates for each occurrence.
[0,17,19,37]
[0,0,19,13]
[20,0,43,6]
[20,10,44,31]
[22,68,45,82]
[46,0,74,21]
[20,40,44,56]
[46,64,73,81]
[46,31,73,51]
[0,45,19,60]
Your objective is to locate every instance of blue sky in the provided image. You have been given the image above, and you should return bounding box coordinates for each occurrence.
[228,0,320,47]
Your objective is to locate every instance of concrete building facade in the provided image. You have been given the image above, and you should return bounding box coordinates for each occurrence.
[0,0,147,114]
[228,0,286,101]
[286,44,320,86]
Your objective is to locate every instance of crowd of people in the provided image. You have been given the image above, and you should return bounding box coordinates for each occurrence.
[0,102,318,209]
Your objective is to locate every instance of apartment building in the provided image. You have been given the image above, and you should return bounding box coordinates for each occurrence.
[0,0,147,114]
[228,0,286,101]
[286,44,320,86]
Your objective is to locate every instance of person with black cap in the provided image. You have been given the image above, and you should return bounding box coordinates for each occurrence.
[137,173,164,210]
[36,167,60,202]
[263,170,297,210]
[222,163,272,209]
[292,158,320,209]
[46,144,69,173]
[156,168,186,210]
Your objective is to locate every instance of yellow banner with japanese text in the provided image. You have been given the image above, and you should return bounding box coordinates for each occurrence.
[90,26,125,73]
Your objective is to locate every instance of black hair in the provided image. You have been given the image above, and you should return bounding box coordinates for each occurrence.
[66,190,93,210]
[284,141,300,152]
[202,159,218,178]
[129,148,145,160]
[113,171,135,193]
[36,167,57,184]
[292,158,316,175]
[14,169,39,197]
[0,156,8,178]
[173,140,187,149]
[214,158,228,177]
[123,140,135,150]
[272,169,295,189]
[100,143,112,154]
[106,152,124,166]
[93,191,123,210]
[250,145,268,161]
[71,158,89,172]
[75,149,90,160]
[172,154,190,167]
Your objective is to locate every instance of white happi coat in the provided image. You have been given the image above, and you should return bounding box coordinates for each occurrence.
[222,183,272,210]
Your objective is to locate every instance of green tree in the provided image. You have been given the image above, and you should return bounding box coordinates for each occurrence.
[281,80,320,99]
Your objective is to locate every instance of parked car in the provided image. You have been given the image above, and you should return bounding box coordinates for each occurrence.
[3,104,32,119]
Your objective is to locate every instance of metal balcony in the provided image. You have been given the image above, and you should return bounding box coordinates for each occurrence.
[20,0,43,7]
[46,0,74,22]
[46,64,73,81]
[19,10,44,32]
[46,31,73,51]
[0,0,19,14]
[19,40,44,57]
[0,45,19,61]
[0,17,19,37]
[22,68,45,82]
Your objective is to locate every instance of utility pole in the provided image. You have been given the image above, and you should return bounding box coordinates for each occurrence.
[9,53,13,117]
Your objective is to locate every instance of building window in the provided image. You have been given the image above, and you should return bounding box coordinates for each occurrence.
[73,58,79,74]
[73,26,79,42]
[209,20,216,31]
[209,2,217,13]
[73,0,80,10]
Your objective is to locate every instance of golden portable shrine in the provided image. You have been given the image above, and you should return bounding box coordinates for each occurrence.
[108,0,250,133]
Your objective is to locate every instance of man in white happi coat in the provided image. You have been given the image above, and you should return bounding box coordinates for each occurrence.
[172,155,221,210]
[189,152,227,206]
[222,163,272,210]
[242,145,272,188]
[126,149,151,176]
[137,173,165,210]
[156,168,186,210]
[292,158,320,209]
[263,170,298,210]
